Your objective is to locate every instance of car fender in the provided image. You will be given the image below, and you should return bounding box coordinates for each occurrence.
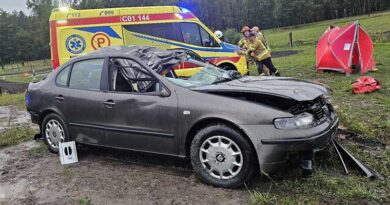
[175,87,291,156]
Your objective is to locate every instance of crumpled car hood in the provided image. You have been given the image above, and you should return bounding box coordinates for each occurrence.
[193,76,329,101]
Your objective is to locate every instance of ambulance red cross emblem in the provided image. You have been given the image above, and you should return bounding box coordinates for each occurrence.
[91,33,111,50]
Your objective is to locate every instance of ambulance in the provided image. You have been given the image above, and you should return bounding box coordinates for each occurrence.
[49,6,248,76]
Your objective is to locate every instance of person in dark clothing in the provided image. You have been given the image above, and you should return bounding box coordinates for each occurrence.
[255,57,279,76]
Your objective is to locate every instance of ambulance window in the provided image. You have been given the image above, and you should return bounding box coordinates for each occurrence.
[123,23,183,42]
[199,27,219,47]
[69,59,104,91]
[55,65,70,86]
[180,23,202,46]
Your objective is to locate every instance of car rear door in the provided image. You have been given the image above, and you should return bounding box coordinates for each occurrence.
[63,58,107,145]
[102,58,178,155]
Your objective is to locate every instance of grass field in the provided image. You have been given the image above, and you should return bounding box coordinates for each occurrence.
[0,11,389,205]
[0,93,26,109]
[248,11,390,204]
[0,127,36,147]
[0,59,51,76]
[1,74,46,83]
[0,59,50,83]
[260,11,390,140]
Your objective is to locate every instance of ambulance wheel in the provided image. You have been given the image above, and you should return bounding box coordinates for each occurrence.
[41,113,69,153]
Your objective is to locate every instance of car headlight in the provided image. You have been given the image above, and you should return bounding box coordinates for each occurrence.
[274,112,315,130]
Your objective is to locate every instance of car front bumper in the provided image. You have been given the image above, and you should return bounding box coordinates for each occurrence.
[260,117,338,148]
[240,114,339,174]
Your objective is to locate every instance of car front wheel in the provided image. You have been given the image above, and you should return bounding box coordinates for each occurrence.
[42,113,69,153]
[190,124,254,188]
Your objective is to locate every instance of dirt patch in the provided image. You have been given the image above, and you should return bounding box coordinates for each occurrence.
[0,107,252,204]
[271,50,299,58]
[0,141,250,205]
[0,106,36,132]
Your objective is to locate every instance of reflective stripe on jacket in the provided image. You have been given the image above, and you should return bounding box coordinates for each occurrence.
[238,38,249,50]
[246,40,271,61]
[257,32,270,50]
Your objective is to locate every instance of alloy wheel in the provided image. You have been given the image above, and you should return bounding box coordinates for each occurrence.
[199,135,243,179]
[45,119,65,149]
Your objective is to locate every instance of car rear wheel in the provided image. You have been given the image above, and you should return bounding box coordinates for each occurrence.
[190,124,254,188]
[42,113,69,153]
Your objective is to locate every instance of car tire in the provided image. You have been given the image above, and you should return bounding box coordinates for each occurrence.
[41,113,69,153]
[190,124,254,188]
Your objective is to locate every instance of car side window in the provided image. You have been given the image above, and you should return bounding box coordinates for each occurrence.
[199,26,219,47]
[123,23,183,42]
[109,58,160,94]
[69,59,104,91]
[180,22,202,46]
[55,65,70,86]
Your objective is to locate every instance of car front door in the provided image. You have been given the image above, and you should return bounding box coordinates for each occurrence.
[63,58,107,145]
[102,58,178,155]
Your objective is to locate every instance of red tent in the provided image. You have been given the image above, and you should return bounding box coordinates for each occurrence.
[316,21,375,74]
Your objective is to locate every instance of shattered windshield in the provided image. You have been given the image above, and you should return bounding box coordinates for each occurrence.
[164,59,240,88]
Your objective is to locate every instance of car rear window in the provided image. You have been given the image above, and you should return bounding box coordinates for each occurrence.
[55,65,70,86]
[69,59,104,91]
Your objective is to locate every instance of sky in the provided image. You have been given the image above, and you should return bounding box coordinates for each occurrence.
[0,0,31,14]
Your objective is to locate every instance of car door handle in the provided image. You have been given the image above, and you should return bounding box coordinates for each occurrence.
[103,100,115,107]
[56,95,64,102]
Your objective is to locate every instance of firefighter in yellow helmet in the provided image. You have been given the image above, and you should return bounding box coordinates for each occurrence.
[240,32,280,76]
[237,26,251,69]
[238,26,250,49]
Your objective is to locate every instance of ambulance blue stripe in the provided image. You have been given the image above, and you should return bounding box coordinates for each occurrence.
[132,34,239,53]
[76,26,122,39]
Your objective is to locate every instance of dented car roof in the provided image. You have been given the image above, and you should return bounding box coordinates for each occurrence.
[89,46,187,72]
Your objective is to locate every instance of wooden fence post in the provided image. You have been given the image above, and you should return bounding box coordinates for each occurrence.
[289,32,293,47]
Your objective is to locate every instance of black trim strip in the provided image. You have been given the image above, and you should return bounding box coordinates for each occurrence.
[262,137,319,145]
[69,122,174,138]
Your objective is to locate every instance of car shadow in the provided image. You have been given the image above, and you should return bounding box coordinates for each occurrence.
[73,143,337,190]
[76,144,194,178]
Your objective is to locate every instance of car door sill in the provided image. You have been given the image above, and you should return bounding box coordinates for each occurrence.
[78,141,186,159]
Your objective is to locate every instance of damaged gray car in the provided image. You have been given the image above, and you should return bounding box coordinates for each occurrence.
[26,46,338,188]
